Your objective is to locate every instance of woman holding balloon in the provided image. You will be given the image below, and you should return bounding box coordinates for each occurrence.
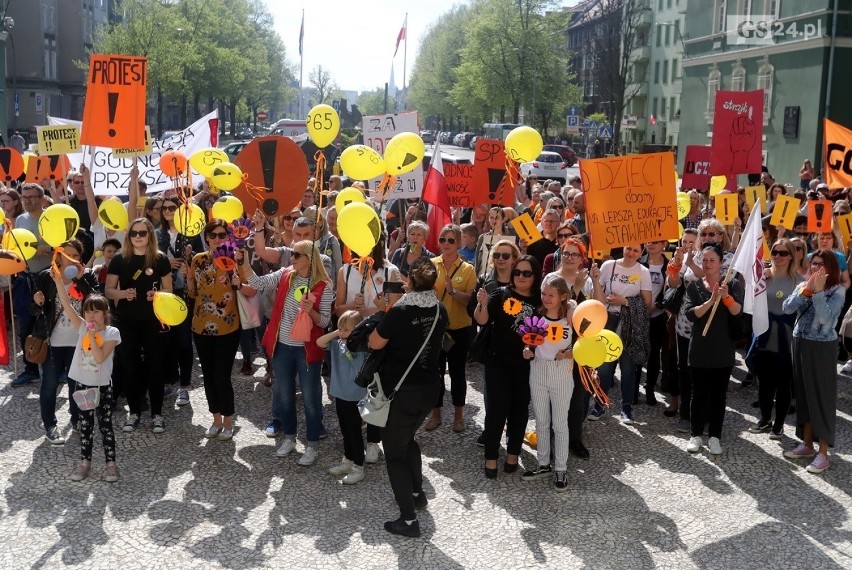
[105,218,173,434]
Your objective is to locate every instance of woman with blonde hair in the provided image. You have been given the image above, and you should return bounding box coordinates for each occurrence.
[244,240,334,466]
[474,207,518,278]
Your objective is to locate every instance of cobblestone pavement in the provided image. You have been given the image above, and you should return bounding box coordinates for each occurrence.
[1,348,850,570]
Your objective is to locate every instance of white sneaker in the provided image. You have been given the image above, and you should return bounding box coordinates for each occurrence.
[365,442,380,464]
[708,437,723,455]
[328,458,353,476]
[176,389,189,406]
[276,438,296,457]
[842,360,852,375]
[342,464,364,485]
[298,447,319,466]
[687,436,702,453]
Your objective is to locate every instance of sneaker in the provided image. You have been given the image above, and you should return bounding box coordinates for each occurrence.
[163,384,177,399]
[276,438,296,457]
[784,443,817,459]
[342,464,365,484]
[217,428,234,441]
[319,427,328,439]
[708,437,723,455]
[365,442,380,464]
[328,458,354,476]
[176,389,190,406]
[687,436,702,453]
[521,464,553,481]
[413,493,428,509]
[122,413,140,433]
[806,453,830,474]
[676,418,691,433]
[384,517,421,538]
[588,403,606,421]
[104,462,119,483]
[265,420,281,438]
[205,425,223,439]
[11,371,39,387]
[554,471,569,492]
[841,360,852,375]
[620,406,635,425]
[70,460,91,482]
[298,447,319,466]
[45,426,65,445]
[476,431,486,447]
[748,421,771,434]
[152,415,166,434]
[769,429,784,440]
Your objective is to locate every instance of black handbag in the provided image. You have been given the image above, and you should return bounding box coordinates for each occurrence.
[468,324,491,364]
[662,285,686,313]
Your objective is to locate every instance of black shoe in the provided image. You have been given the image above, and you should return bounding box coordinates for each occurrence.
[504,462,519,474]
[663,408,678,417]
[569,441,590,460]
[521,464,553,480]
[413,493,428,510]
[751,400,760,408]
[748,420,771,434]
[484,466,498,479]
[384,517,421,538]
[646,390,658,406]
[476,431,485,447]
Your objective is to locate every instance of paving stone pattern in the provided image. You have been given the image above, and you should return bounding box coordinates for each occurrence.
[0,350,850,569]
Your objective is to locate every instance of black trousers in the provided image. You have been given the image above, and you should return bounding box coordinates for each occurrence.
[644,313,668,392]
[690,366,732,439]
[118,317,166,417]
[483,358,530,461]
[677,334,692,420]
[568,364,590,445]
[335,398,380,465]
[755,349,793,432]
[164,307,194,387]
[382,383,438,521]
[436,326,472,408]
[193,329,241,417]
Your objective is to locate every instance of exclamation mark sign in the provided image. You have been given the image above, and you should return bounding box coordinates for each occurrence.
[107,92,119,137]
[48,155,60,180]
[814,203,824,230]
[781,201,789,223]
[0,150,11,181]
[257,140,278,216]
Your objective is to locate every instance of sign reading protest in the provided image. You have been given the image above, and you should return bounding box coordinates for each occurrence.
[361,111,422,198]
[37,125,80,156]
[824,118,852,188]
[49,111,218,195]
[443,162,474,208]
[710,89,764,176]
[681,145,711,189]
[580,152,678,248]
[472,138,513,206]
[81,54,148,149]
[113,126,153,158]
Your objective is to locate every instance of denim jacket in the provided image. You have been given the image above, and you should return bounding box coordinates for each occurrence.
[782,283,845,341]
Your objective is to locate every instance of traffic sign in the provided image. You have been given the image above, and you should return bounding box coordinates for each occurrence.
[257,111,267,121]
[568,106,580,117]
[584,119,597,129]
[598,125,613,139]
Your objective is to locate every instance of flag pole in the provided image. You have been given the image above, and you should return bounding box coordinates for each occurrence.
[299,9,304,118]
[402,13,408,111]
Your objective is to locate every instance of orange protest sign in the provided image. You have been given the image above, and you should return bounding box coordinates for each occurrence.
[25,154,71,183]
[579,152,678,249]
[443,162,474,208]
[472,138,512,206]
[0,148,24,183]
[824,118,852,188]
[768,194,800,229]
[744,185,767,213]
[837,213,852,248]
[807,199,833,233]
[81,54,148,149]
[233,136,310,216]
[510,212,543,246]
[714,193,739,225]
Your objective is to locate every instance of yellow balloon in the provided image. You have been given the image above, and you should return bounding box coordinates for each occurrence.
[2,228,37,260]
[153,291,188,326]
[211,195,244,223]
[38,204,80,247]
[335,188,366,210]
[709,175,727,196]
[676,192,691,219]
[596,329,624,363]
[337,202,381,258]
[0,209,5,226]
[669,221,685,244]
[340,145,386,180]
[505,126,543,163]
[98,199,128,231]
[306,104,341,148]
[174,203,206,237]
[189,147,229,178]
[384,132,425,175]
[210,162,244,191]
[22,152,34,173]
[573,337,607,368]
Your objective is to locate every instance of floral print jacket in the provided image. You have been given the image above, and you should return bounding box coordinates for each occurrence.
[187,252,246,336]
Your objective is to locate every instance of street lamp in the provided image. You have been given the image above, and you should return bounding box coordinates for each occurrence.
[0,16,14,137]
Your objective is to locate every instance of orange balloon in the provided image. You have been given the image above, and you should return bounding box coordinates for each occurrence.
[160,151,188,178]
[0,249,26,275]
[572,299,607,338]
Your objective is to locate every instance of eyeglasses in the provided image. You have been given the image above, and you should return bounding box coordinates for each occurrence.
[794,246,804,251]
[207,231,228,239]
[700,231,719,237]
[810,260,825,267]
[770,250,791,257]
[561,251,582,259]
[129,229,149,238]
[493,252,512,260]
[512,269,534,278]
[557,233,573,239]
[439,237,456,245]
[162,205,178,213]
[552,205,565,210]
[22,195,40,201]
[283,215,298,222]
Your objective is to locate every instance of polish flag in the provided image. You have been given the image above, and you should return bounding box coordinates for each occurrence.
[393,16,407,58]
[422,141,451,253]
[649,114,656,126]
[0,293,8,366]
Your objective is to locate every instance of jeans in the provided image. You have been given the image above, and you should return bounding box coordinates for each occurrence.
[40,345,78,430]
[598,351,639,410]
[271,343,323,445]
[194,329,241,417]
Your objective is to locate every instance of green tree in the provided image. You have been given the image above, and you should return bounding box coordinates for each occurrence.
[308,65,338,105]
[357,87,387,117]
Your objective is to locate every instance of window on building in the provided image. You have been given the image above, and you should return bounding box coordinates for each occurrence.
[766,0,780,19]
[665,25,670,46]
[670,97,677,119]
[663,60,669,83]
[661,98,667,118]
[715,0,727,33]
[668,0,672,8]
[652,98,658,117]
[654,61,660,83]
[757,55,774,125]
[672,58,679,79]
[705,63,721,124]
[674,20,681,45]
[744,0,754,18]
[656,26,662,47]
[731,59,746,91]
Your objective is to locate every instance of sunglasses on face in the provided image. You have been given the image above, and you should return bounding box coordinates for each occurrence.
[439,237,456,245]
[700,231,719,237]
[493,252,512,260]
[283,215,298,222]
[771,250,791,257]
[207,231,228,239]
[512,269,534,278]
[561,251,582,259]
[552,205,565,209]
[292,251,305,260]
[557,233,573,239]
[162,205,178,212]
[129,229,149,238]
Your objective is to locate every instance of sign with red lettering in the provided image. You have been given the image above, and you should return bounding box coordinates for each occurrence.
[443,162,474,208]
[681,145,711,189]
[81,54,148,149]
[579,152,679,248]
[710,89,764,176]
[472,138,512,206]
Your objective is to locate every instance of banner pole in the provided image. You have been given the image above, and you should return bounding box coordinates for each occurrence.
[701,264,736,337]
[8,282,17,379]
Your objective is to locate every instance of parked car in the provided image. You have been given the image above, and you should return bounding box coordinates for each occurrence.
[469,136,478,150]
[237,127,254,140]
[222,141,249,161]
[420,130,435,144]
[423,149,473,171]
[542,144,578,167]
[520,151,569,183]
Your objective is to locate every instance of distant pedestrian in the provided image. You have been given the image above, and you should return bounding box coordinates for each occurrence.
[10,131,25,154]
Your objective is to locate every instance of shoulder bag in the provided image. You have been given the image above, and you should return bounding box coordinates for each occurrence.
[24,310,49,364]
[358,304,440,427]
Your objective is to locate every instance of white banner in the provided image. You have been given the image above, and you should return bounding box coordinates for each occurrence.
[47,111,219,195]
[361,111,423,198]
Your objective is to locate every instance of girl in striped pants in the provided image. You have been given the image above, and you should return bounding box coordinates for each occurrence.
[521,274,576,491]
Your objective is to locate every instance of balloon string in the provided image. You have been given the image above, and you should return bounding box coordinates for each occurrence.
[579,365,608,407]
[355,256,374,294]
[500,157,522,206]
[375,174,396,203]
[313,151,326,197]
